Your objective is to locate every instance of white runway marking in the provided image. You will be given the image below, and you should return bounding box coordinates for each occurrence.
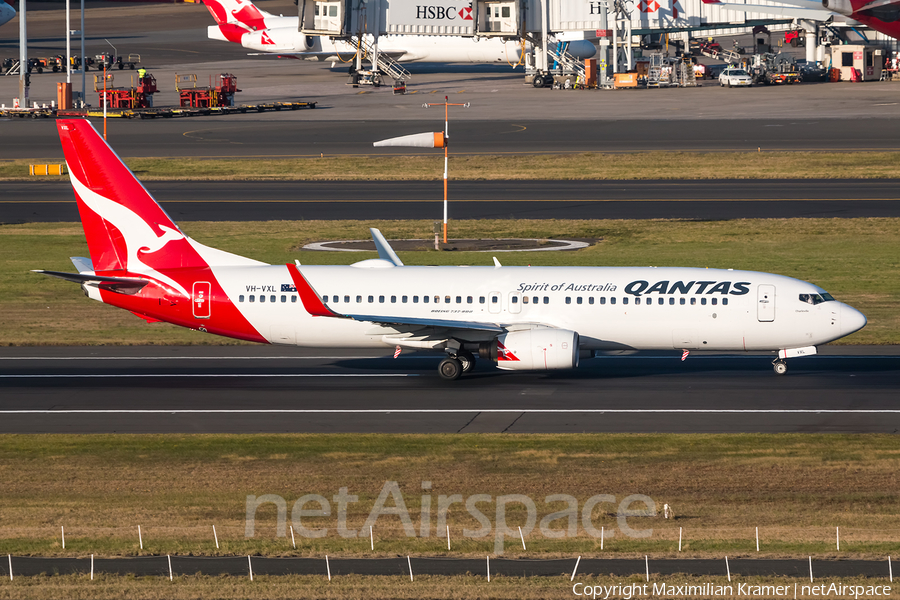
[0,374,415,378]
[0,409,898,414]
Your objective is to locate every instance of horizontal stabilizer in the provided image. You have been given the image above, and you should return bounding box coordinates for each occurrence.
[33,270,150,295]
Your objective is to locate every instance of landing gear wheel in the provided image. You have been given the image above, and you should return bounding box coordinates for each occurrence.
[773,360,787,375]
[532,75,545,88]
[439,357,463,380]
[458,351,476,373]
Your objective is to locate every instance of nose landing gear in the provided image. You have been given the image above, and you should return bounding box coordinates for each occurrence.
[773,359,788,375]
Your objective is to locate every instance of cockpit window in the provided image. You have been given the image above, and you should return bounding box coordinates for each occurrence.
[799,293,834,305]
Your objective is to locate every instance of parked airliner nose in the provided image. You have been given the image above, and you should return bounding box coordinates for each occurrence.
[840,304,867,337]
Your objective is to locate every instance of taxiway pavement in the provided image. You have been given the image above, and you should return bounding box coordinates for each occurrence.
[3,179,900,223]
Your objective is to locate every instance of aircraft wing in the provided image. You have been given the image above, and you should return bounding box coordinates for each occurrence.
[345,313,505,333]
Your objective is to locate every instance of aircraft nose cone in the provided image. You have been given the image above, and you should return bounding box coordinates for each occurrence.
[841,304,867,337]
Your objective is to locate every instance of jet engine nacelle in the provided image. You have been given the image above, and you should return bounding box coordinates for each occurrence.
[490,328,580,371]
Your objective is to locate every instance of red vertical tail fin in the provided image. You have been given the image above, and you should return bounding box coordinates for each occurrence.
[57,120,202,282]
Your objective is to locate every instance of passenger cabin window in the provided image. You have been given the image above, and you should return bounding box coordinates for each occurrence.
[623,297,629,305]
[658,298,664,305]
[600,297,606,305]
[261,295,266,303]
[680,298,685,305]
[333,295,338,303]
[565,297,571,305]
[723,298,729,306]
[292,296,297,303]
[492,295,499,304]
[379,295,385,303]
[456,296,462,304]
[523,296,529,304]
[239,295,245,302]
[479,297,485,304]
[669,298,675,305]
[711,298,718,306]
[701,298,707,306]
[577,297,582,305]
[391,296,396,303]
[368,295,374,303]
[282,295,287,303]
[512,296,518,304]
[533,297,538,304]
[610,297,616,305]
[270,295,276,303]
[402,296,408,303]
[413,296,419,303]
[445,296,451,304]
[435,296,440,304]
[691,298,696,305]
[467,296,473,304]
[635,298,640,305]
[356,295,362,303]
[589,297,594,305]
[424,296,429,303]
[249,295,255,302]
[543,297,549,304]
[344,295,350,303]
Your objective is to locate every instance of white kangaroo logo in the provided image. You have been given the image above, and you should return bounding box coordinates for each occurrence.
[69,169,190,298]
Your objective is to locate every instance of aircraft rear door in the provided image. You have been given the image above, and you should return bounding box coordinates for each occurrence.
[757,284,775,322]
[192,281,211,319]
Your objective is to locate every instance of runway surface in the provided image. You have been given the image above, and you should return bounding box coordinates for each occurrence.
[4,555,894,579]
[1,346,898,434]
[4,180,900,223]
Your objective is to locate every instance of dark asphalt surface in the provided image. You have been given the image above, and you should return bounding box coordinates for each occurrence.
[5,118,900,159]
[1,346,898,434]
[4,555,895,578]
[3,180,900,223]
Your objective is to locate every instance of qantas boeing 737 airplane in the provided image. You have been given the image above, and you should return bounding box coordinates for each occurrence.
[37,120,866,379]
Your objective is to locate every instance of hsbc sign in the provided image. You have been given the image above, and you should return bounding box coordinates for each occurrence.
[415,5,473,19]
[387,0,475,30]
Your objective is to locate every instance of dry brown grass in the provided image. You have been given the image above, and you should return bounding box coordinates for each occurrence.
[0,435,899,558]
[0,574,892,600]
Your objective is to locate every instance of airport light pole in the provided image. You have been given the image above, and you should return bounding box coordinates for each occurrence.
[18,0,26,108]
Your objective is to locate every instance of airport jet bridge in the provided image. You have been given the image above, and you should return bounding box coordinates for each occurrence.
[297,0,810,86]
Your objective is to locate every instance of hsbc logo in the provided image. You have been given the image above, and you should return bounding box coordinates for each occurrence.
[415,5,474,20]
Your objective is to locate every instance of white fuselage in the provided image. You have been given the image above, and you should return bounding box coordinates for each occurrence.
[209,263,864,352]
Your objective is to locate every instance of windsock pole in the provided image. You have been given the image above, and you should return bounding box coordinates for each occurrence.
[443,97,449,243]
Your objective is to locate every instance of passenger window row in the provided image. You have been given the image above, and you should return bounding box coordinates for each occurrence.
[565,296,728,306]
[237,293,728,308]
[239,295,298,303]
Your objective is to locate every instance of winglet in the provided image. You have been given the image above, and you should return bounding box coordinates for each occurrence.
[493,257,502,268]
[370,228,404,267]
[286,263,344,318]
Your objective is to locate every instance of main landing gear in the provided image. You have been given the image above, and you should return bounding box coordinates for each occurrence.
[439,351,476,380]
[772,359,788,375]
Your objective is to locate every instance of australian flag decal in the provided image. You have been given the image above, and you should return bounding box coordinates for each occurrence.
[281,284,297,292]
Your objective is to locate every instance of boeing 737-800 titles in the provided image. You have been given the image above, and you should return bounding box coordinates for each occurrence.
[37,120,866,380]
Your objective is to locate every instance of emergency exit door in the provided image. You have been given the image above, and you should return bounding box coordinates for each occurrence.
[192,281,211,319]
[757,284,775,322]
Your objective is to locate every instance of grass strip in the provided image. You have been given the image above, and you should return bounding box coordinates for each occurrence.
[4,151,900,181]
[2,574,891,600]
[2,218,897,345]
[0,434,898,559]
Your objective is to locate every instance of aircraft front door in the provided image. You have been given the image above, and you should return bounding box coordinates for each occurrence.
[757,284,775,322]
[192,281,211,319]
